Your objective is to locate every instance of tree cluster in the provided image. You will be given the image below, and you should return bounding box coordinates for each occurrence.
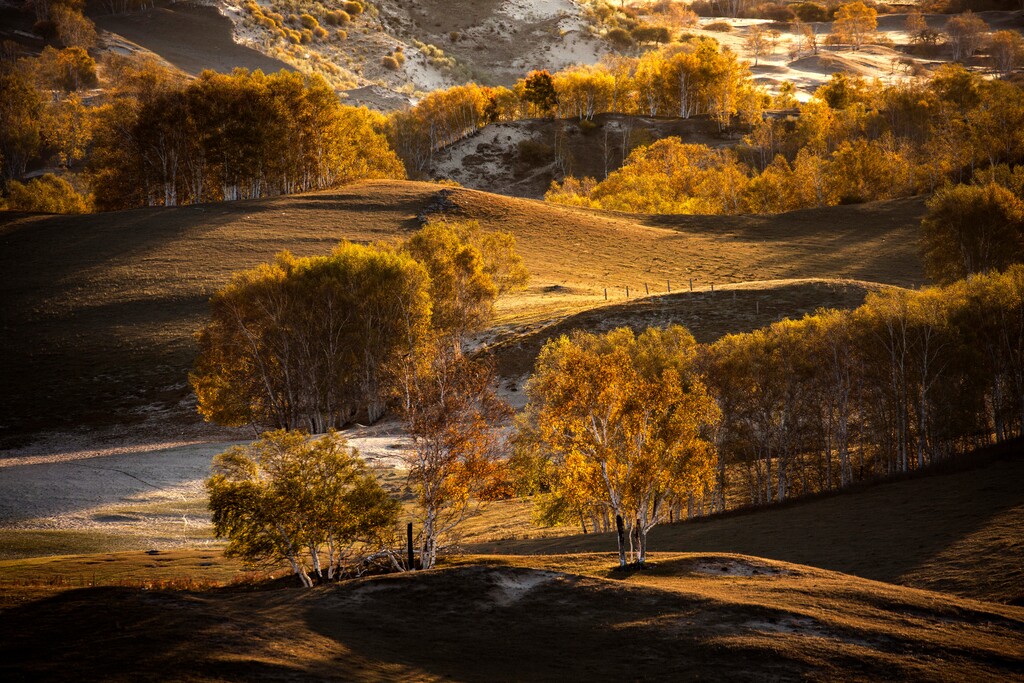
[517,266,1024,533]
[387,39,759,177]
[90,68,404,210]
[548,67,1024,214]
[191,219,527,433]
[705,267,1024,508]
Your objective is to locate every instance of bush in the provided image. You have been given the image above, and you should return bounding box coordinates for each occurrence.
[705,21,733,32]
[748,3,797,21]
[344,1,363,15]
[299,13,318,30]
[382,54,400,70]
[791,2,830,21]
[6,174,90,214]
[517,138,553,165]
[325,10,351,25]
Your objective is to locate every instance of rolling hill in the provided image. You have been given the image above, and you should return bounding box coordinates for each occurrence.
[0,180,926,441]
[1,554,1022,681]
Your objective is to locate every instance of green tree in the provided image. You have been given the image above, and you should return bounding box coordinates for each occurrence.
[207,430,400,587]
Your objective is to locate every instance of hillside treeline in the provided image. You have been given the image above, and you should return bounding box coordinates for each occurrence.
[90,68,403,210]
[387,39,758,176]
[546,65,1024,213]
[517,267,1024,530]
[0,50,403,211]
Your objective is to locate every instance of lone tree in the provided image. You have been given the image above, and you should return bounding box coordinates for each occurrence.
[399,340,510,569]
[833,2,877,51]
[207,430,400,587]
[523,326,720,566]
[521,70,558,118]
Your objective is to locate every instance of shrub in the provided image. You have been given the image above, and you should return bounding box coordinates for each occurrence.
[791,2,830,21]
[517,138,553,165]
[382,54,400,70]
[344,1,363,15]
[705,21,733,32]
[299,13,318,30]
[6,174,90,214]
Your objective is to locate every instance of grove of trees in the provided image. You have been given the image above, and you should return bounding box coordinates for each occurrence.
[547,67,1024,214]
[515,266,1024,524]
[195,220,528,571]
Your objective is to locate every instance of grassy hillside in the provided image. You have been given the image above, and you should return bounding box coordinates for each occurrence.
[0,180,926,439]
[473,442,1024,605]
[1,555,1022,681]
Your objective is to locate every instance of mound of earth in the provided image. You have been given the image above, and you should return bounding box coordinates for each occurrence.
[789,53,870,76]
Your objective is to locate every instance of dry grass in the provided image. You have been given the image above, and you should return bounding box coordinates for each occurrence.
[0,180,926,441]
[0,553,1021,682]
[472,446,1024,605]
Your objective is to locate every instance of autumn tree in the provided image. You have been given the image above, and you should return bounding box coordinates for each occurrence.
[522,70,558,117]
[0,69,42,182]
[207,430,400,587]
[920,183,1024,284]
[744,25,769,66]
[191,243,432,432]
[945,11,988,62]
[4,173,89,213]
[398,342,509,570]
[524,326,720,565]
[832,2,878,51]
[402,219,528,351]
[989,30,1024,75]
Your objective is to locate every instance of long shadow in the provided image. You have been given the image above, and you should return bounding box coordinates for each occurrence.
[0,588,310,682]
[94,1,292,77]
[303,566,815,682]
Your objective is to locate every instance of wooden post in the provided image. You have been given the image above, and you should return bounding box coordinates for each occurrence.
[626,285,629,298]
[615,514,626,567]
[645,282,649,295]
[711,283,714,293]
[689,278,693,292]
[604,287,607,301]
[407,522,414,570]
[667,279,671,292]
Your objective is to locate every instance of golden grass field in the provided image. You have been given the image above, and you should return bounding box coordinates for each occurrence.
[0,179,926,440]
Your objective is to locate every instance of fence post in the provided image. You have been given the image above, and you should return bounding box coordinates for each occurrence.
[407,522,414,571]
[667,279,671,293]
[626,285,629,298]
[689,278,693,292]
[604,287,607,301]
[645,282,649,296]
